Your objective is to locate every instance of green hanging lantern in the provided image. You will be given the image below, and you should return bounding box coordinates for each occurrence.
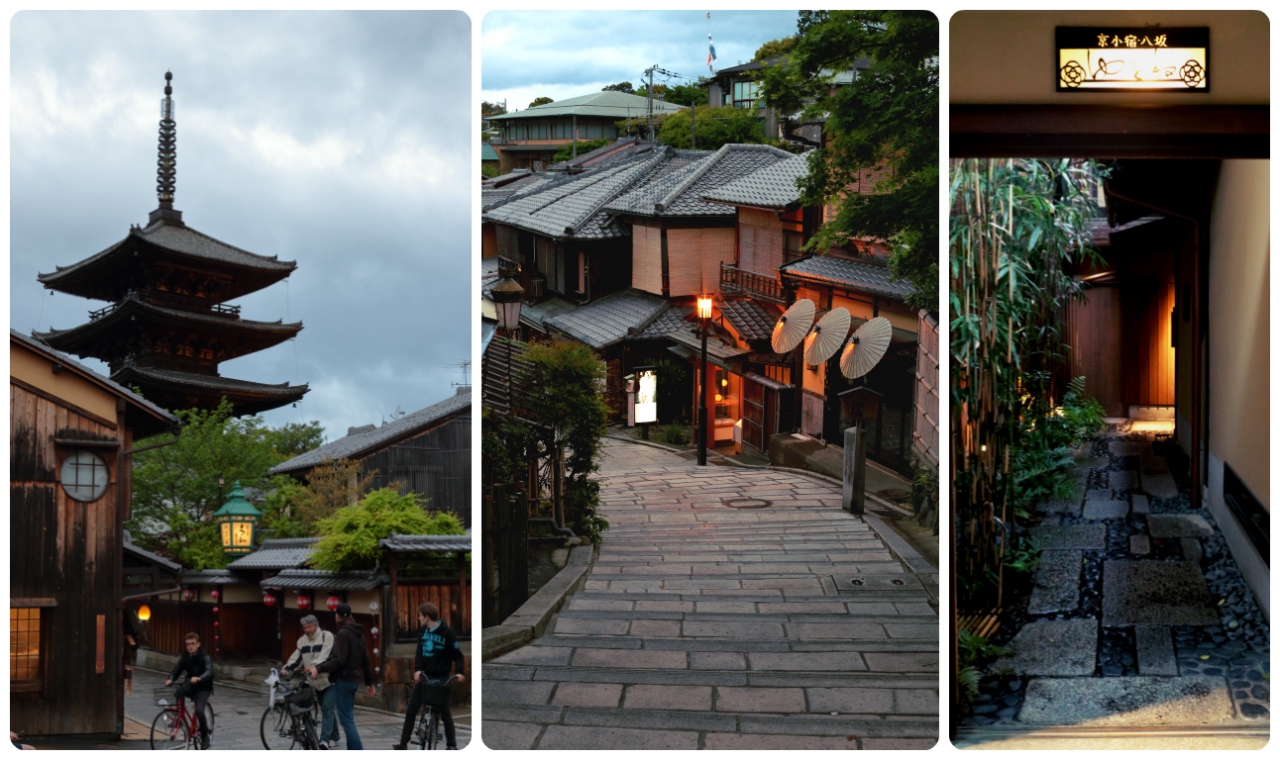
[211,481,261,555]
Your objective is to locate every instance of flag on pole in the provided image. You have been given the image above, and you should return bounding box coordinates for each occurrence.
[707,34,717,71]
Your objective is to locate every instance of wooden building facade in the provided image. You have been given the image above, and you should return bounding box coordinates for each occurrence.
[10,329,178,738]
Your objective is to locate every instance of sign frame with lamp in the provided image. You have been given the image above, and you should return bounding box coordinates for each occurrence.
[1056,26,1209,93]
[634,365,658,427]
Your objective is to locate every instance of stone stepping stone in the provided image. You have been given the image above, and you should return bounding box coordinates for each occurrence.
[1146,514,1213,539]
[1181,538,1203,563]
[1074,454,1109,469]
[1108,471,1138,492]
[1030,524,1105,550]
[1131,494,1150,514]
[1036,499,1081,516]
[1019,676,1235,726]
[1083,498,1129,520]
[1135,626,1179,676]
[1141,472,1179,499]
[1129,535,1150,555]
[1139,455,1169,475]
[992,619,1096,676]
[1027,550,1082,615]
[1108,440,1153,457]
[1102,560,1218,627]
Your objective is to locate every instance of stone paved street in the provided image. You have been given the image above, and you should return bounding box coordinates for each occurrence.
[961,427,1269,747]
[484,439,939,750]
[125,667,471,750]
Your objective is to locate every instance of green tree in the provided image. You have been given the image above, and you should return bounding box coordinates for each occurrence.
[552,138,610,164]
[127,399,284,569]
[528,96,554,108]
[663,83,709,108]
[266,420,325,459]
[658,105,765,150]
[481,101,507,117]
[753,35,798,61]
[759,10,939,312]
[602,81,635,94]
[308,489,464,572]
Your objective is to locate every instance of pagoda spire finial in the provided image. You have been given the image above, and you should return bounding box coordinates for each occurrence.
[157,71,177,209]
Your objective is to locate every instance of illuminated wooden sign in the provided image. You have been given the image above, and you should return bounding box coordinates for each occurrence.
[635,366,658,425]
[1056,27,1208,92]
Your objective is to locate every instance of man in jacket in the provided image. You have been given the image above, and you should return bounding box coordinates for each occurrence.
[165,632,214,750]
[393,602,466,750]
[282,614,338,749]
[308,604,375,750]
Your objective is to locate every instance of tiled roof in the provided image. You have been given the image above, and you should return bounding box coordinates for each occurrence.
[701,151,812,209]
[260,569,388,591]
[482,172,560,212]
[123,532,183,573]
[606,144,795,218]
[113,366,309,397]
[546,137,651,172]
[483,154,662,240]
[668,328,752,362]
[39,219,294,287]
[489,91,685,121]
[779,255,912,299]
[10,329,177,427]
[35,295,302,344]
[545,290,667,349]
[718,298,781,342]
[520,295,579,333]
[380,532,472,553]
[271,390,471,474]
[484,168,534,187]
[180,570,241,585]
[633,305,692,340]
[227,538,319,570]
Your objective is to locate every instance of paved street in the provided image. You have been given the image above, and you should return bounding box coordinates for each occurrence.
[484,439,939,750]
[125,667,471,750]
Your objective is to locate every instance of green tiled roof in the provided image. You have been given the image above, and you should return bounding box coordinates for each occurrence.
[489,91,685,121]
[481,143,499,161]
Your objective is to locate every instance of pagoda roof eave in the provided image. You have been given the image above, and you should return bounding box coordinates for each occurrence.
[34,296,302,363]
[38,223,297,302]
[112,366,310,416]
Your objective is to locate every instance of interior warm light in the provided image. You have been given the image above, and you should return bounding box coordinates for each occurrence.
[715,393,723,402]
[720,378,728,387]
[138,604,152,621]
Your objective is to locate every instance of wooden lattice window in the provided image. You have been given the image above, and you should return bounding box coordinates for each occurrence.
[10,606,45,691]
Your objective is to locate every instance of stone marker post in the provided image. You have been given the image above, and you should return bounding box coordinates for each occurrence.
[842,423,868,515]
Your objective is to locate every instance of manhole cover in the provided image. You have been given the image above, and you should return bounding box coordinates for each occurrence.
[831,574,924,593]
[723,498,771,509]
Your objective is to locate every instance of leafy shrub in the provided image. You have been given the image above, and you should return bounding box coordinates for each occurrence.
[662,424,690,446]
[309,489,463,572]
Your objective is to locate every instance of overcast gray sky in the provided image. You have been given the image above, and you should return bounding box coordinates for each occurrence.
[482,10,800,110]
[10,11,472,441]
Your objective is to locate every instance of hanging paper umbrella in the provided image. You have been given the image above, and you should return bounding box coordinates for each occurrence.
[803,307,851,366]
[840,317,893,380]
[771,299,815,353]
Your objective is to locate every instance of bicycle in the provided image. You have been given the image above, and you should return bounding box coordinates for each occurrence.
[260,668,323,750]
[150,684,216,750]
[411,675,459,750]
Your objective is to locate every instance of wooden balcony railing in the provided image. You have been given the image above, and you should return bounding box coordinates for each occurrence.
[720,264,786,304]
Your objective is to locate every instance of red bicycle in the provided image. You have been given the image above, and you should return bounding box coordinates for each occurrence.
[150,685,216,750]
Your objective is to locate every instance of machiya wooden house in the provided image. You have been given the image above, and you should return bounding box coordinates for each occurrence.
[10,329,179,738]
[270,388,473,526]
[35,73,307,417]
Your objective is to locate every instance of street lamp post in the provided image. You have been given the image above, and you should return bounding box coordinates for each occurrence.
[696,296,713,466]
[491,259,525,417]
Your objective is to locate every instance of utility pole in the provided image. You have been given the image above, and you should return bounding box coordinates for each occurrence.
[643,65,688,143]
[691,104,696,150]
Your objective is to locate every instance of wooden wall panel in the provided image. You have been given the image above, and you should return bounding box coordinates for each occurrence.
[631,225,663,295]
[738,208,783,276]
[1122,280,1176,407]
[1069,286,1125,417]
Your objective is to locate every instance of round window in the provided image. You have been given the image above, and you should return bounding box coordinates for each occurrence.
[60,450,111,502]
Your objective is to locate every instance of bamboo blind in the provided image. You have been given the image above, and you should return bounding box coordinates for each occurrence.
[631,224,663,295]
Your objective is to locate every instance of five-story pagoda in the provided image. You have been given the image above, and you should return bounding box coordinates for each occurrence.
[36,72,308,416]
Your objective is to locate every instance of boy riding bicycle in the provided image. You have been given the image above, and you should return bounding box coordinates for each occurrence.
[165,632,214,750]
[393,603,466,750]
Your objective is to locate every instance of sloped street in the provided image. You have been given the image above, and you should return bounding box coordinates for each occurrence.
[484,439,938,750]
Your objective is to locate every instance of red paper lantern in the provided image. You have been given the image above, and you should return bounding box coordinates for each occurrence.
[211,607,219,614]
[297,594,311,610]
[182,588,196,602]
[326,595,340,612]
[263,592,277,607]
[211,590,220,600]
[213,621,220,627]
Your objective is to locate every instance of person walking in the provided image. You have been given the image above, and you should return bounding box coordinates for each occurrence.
[393,603,466,750]
[165,632,214,750]
[308,604,375,750]
[282,614,339,749]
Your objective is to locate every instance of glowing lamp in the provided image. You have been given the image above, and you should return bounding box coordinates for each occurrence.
[715,393,723,402]
[696,296,713,320]
[211,481,261,556]
[138,604,151,621]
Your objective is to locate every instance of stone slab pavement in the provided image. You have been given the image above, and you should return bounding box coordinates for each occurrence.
[126,666,471,750]
[483,439,938,750]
